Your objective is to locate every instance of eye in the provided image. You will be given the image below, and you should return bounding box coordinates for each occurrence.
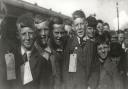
[75,24,78,27]
[29,32,34,35]
[55,32,59,35]
[21,32,26,36]
[81,23,84,25]
[98,47,102,51]
[44,28,49,31]
[37,29,41,31]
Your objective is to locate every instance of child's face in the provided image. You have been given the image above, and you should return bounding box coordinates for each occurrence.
[124,39,128,48]
[97,43,110,59]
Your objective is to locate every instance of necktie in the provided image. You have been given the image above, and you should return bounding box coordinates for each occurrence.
[23,52,28,63]
[80,37,83,47]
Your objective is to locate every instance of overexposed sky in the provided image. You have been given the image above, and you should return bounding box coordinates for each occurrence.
[23,0,128,30]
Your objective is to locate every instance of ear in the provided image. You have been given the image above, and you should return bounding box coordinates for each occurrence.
[72,25,75,31]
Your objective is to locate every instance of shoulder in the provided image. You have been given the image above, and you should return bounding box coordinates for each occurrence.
[86,39,95,45]
[31,47,48,63]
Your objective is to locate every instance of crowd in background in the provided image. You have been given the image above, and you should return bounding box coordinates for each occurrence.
[0,10,128,89]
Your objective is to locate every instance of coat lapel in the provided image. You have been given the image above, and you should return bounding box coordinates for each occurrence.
[29,47,42,80]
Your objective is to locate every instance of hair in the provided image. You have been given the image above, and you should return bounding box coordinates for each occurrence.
[97,19,104,24]
[16,13,35,31]
[96,35,110,47]
[110,42,123,57]
[64,19,72,26]
[86,16,97,29]
[34,15,51,30]
[49,16,64,30]
[124,28,128,32]
[34,14,49,24]
[103,22,110,28]
[102,31,111,42]
[1,16,19,44]
[72,10,86,20]
[35,17,51,40]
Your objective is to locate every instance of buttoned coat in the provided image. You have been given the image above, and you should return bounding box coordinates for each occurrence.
[0,39,51,89]
[15,46,51,89]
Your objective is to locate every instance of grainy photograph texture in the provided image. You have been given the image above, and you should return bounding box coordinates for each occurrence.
[0,0,128,89]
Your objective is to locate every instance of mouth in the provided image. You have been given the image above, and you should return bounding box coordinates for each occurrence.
[24,40,32,45]
[41,38,47,41]
[25,42,31,45]
[77,30,85,37]
[101,53,107,57]
[56,39,61,42]
[41,35,47,39]
[78,30,84,34]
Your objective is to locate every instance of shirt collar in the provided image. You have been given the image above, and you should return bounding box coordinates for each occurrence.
[122,43,125,49]
[77,36,88,45]
[44,46,52,53]
[77,37,80,44]
[21,46,26,55]
[21,46,31,56]
[99,58,104,63]
[125,48,128,52]
[83,36,89,41]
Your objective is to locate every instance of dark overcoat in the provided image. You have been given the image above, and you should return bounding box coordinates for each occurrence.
[63,36,96,89]
[0,39,51,89]
[0,39,20,89]
[16,46,51,89]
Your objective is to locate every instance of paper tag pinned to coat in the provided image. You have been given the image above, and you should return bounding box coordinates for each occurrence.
[5,53,16,80]
[68,53,77,72]
[20,61,33,85]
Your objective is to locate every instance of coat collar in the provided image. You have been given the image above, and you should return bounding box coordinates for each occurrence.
[34,41,52,54]
[72,36,88,48]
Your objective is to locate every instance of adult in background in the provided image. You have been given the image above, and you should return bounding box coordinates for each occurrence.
[117,30,125,48]
[124,28,128,34]
[110,30,118,42]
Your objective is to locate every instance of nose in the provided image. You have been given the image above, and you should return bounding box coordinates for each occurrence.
[26,33,30,40]
[42,30,45,36]
[58,33,62,38]
[101,48,105,53]
[78,24,82,30]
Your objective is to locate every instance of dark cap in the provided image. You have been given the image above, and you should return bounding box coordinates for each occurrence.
[110,42,123,57]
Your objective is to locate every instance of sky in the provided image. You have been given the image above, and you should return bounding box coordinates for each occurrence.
[23,0,128,30]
